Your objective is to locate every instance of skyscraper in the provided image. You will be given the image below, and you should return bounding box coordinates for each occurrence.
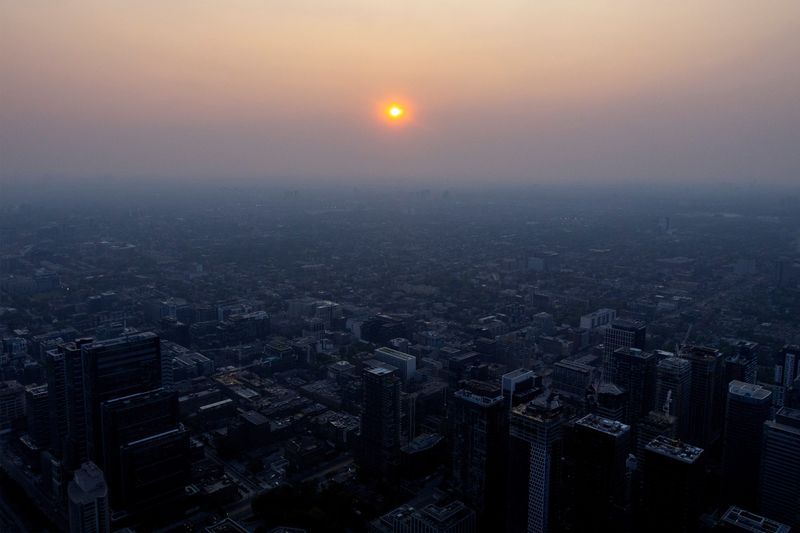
[759,407,800,529]
[602,319,646,381]
[592,382,627,422]
[448,380,507,527]
[642,436,705,532]
[680,345,725,448]
[635,410,677,464]
[80,332,162,463]
[722,381,771,510]
[118,425,191,512]
[610,347,657,424]
[571,414,631,532]
[360,366,401,477]
[508,394,564,533]
[25,383,50,448]
[68,462,110,533]
[781,345,799,389]
[99,388,181,506]
[655,356,692,439]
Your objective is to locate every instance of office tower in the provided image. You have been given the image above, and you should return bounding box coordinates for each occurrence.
[602,319,646,380]
[68,462,110,533]
[26,383,50,448]
[759,407,800,529]
[45,346,69,457]
[593,382,627,422]
[781,345,799,388]
[656,355,692,439]
[99,388,181,506]
[718,506,791,533]
[551,360,594,398]
[501,369,541,409]
[642,436,705,532]
[118,425,191,512]
[0,380,25,430]
[361,315,407,344]
[360,366,401,477]
[508,394,564,533]
[579,308,617,331]
[635,410,677,463]
[374,347,416,381]
[722,381,771,510]
[611,347,657,423]
[725,341,759,386]
[680,345,725,448]
[449,380,507,527]
[80,333,162,463]
[572,414,631,532]
[63,339,93,467]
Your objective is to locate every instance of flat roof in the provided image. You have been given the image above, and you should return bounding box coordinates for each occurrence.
[728,381,772,401]
[721,506,791,533]
[365,366,396,376]
[645,435,703,464]
[576,413,630,437]
[375,346,415,361]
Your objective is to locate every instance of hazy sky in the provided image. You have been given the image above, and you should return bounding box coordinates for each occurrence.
[2,1,799,186]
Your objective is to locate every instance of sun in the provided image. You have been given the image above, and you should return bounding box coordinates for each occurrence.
[386,105,405,119]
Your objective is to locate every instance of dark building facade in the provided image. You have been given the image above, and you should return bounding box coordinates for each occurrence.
[642,436,705,533]
[759,407,800,529]
[722,381,771,510]
[448,380,507,528]
[571,414,631,532]
[680,345,725,448]
[360,366,401,477]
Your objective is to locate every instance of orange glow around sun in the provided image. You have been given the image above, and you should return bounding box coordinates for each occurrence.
[378,101,410,125]
[387,105,404,119]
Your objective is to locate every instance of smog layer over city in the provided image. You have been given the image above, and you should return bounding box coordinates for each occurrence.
[1,2,799,533]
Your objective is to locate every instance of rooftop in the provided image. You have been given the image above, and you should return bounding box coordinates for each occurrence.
[365,366,396,377]
[720,506,791,533]
[728,381,772,402]
[645,435,703,464]
[576,413,630,437]
[375,346,415,361]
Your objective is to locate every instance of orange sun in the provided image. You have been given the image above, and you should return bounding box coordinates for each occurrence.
[386,104,405,120]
